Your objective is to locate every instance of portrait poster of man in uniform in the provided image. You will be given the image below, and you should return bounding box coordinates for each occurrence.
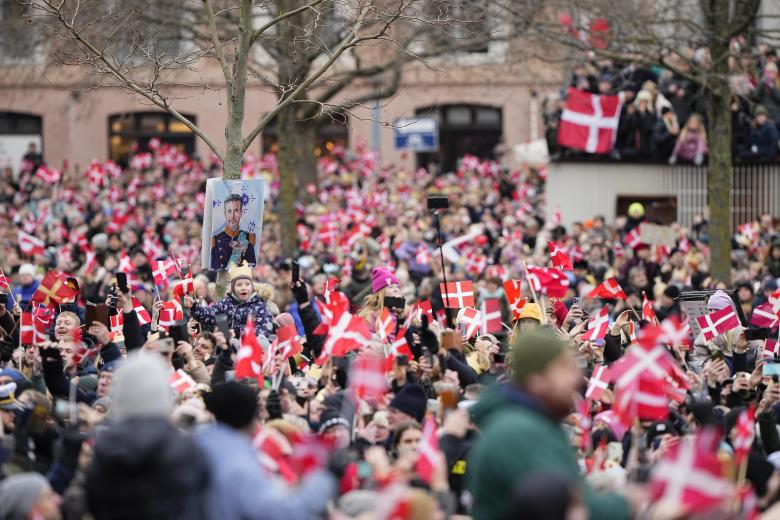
[201,178,265,271]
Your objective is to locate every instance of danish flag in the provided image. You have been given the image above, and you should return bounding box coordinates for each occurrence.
[32,271,77,307]
[415,245,432,265]
[158,300,183,330]
[642,293,657,323]
[660,316,691,348]
[235,315,264,382]
[750,302,779,328]
[526,266,569,298]
[349,354,387,402]
[580,307,610,341]
[151,259,178,287]
[18,231,46,256]
[173,271,194,300]
[109,313,123,333]
[20,312,48,345]
[614,377,668,425]
[609,329,689,392]
[547,241,573,271]
[456,306,482,340]
[557,87,622,154]
[763,339,780,359]
[734,406,756,464]
[118,251,136,273]
[169,369,198,394]
[485,264,507,281]
[464,252,488,276]
[415,416,440,485]
[440,281,475,309]
[404,300,434,329]
[623,228,645,250]
[376,308,395,340]
[131,297,152,326]
[35,165,61,183]
[83,248,97,275]
[276,324,303,360]
[585,365,610,402]
[315,292,370,363]
[388,329,413,362]
[503,279,526,320]
[0,269,9,291]
[649,428,734,512]
[480,298,503,334]
[695,307,740,342]
[587,277,627,300]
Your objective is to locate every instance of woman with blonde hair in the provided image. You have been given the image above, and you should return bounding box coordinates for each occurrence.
[669,113,708,165]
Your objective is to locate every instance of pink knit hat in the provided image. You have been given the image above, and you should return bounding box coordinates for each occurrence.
[371,267,399,293]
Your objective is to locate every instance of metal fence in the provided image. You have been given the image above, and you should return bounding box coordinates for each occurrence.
[546,161,780,229]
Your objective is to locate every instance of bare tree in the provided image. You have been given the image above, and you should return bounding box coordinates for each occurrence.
[19,0,506,269]
[506,0,772,282]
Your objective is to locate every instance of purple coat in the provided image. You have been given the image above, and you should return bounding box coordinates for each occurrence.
[191,293,275,339]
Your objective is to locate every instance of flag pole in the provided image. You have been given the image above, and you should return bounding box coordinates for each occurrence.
[521,261,547,325]
[433,209,452,328]
[734,455,749,512]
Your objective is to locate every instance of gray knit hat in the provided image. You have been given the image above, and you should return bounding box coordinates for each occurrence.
[0,473,48,520]
[111,352,173,421]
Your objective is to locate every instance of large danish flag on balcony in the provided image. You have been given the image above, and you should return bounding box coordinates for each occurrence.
[558,87,622,154]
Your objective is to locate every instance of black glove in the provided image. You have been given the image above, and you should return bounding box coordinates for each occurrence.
[55,426,86,469]
[266,390,283,420]
[291,281,309,306]
[420,315,440,355]
[327,448,355,480]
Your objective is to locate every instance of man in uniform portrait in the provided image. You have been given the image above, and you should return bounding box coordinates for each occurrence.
[210,194,256,270]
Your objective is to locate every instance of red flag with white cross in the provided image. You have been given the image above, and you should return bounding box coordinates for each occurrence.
[18,231,46,256]
[547,241,573,271]
[440,281,475,309]
[695,307,740,342]
[32,271,77,307]
[480,298,503,334]
[587,277,627,300]
[557,87,622,154]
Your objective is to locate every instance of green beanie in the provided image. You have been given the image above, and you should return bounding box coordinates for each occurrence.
[510,328,567,383]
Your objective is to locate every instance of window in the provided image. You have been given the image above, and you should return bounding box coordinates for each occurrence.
[108,112,196,163]
[415,104,503,173]
[0,113,42,135]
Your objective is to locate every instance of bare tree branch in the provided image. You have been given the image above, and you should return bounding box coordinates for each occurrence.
[249,0,327,46]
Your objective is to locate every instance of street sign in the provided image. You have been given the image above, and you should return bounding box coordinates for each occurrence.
[394,117,438,152]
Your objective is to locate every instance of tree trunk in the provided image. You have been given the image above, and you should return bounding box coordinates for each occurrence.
[277,104,299,258]
[706,87,733,284]
[295,120,318,200]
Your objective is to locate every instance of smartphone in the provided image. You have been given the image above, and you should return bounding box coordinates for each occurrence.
[291,260,300,284]
[0,293,7,305]
[745,328,769,341]
[85,302,110,327]
[168,320,189,346]
[571,297,580,308]
[215,313,230,338]
[764,363,780,377]
[156,337,175,354]
[427,195,449,210]
[116,272,129,293]
[383,296,405,310]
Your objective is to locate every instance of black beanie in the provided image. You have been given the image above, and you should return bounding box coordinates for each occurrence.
[203,382,258,429]
[318,408,351,434]
[388,384,427,424]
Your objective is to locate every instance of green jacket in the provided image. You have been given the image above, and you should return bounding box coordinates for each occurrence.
[467,385,630,520]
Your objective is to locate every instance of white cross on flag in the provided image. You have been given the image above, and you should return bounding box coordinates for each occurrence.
[733,406,756,464]
[750,302,779,328]
[131,297,152,326]
[642,293,657,323]
[151,259,178,287]
[456,307,482,340]
[525,266,569,298]
[503,279,526,320]
[763,339,780,359]
[557,87,622,154]
[585,365,609,402]
[18,231,46,256]
[415,416,440,486]
[158,300,183,330]
[415,245,432,266]
[695,307,740,342]
[0,268,9,291]
[376,307,395,340]
[404,300,434,329]
[349,354,387,402]
[109,313,123,333]
[587,277,627,300]
[579,307,609,341]
[440,281,475,309]
[169,369,198,394]
[20,312,48,345]
[35,165,61,183]
[236,315,264,382]
[623,228,645,250]
[649,428,734,513]
[276,324,303,360]
[547,241,573,271]
[480,298,503,334]
[660,316,691,348]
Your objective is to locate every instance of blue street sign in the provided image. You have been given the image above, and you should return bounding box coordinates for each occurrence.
[394,117,438,152]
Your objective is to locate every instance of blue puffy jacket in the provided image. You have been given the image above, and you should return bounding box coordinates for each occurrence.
[190,293,275,339]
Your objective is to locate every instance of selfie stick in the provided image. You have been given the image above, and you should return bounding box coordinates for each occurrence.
[432,208,453,327]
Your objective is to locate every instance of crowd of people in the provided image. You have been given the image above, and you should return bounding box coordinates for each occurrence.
[545,41,780,163]
[0,138,780,520]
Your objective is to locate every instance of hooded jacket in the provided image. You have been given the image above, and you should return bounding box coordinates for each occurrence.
[467,385,630,520]
[86,416,210,520]
[191,293,274,339]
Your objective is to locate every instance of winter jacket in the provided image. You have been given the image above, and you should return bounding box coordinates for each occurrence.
[671,130,707,163]
[86,416,210,520]
[298,302,324,360]
[7,280,38,310]
[195,423,337,520]
[749,122,779,160]
[467,384,630,520]
[191,293,274,339]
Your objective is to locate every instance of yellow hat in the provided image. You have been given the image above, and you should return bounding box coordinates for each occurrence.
[228,261,253,282]
[518,303,543,323]
[627,202,645,218]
